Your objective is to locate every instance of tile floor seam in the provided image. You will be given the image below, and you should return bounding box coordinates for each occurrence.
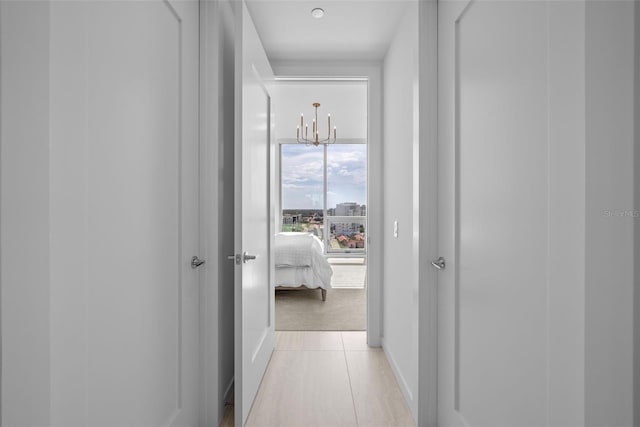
[341,332,360,427]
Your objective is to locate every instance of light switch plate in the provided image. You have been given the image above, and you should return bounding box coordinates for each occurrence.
[393,220,398,238]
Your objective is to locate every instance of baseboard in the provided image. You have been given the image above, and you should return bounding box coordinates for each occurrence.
[381,339,417,423]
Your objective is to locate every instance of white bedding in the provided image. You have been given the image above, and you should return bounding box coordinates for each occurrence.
[274,232,333,290]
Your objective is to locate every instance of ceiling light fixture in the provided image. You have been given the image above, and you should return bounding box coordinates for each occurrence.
[297,102,336,146]
[311,7,325,18]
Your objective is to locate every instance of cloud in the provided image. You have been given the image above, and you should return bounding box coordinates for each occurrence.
[327,145,367,187]
[281,144,367,209]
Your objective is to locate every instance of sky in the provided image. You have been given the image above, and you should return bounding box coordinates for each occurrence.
[281,144,367,210]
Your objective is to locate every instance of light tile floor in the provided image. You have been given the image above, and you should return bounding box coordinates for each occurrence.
[230,331,415,427]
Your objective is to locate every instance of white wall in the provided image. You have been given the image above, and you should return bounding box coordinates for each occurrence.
[199,0,236,425]
[381,3,419,421]
[275,82,367,141]
[585,2,636,425]
[0,2,52,424]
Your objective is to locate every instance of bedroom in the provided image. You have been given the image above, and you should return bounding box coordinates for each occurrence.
[273,80,368,332]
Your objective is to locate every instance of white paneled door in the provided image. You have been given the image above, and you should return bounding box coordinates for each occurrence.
[47,0,200,425]
[234,2,276,426]
[437,0,585,425]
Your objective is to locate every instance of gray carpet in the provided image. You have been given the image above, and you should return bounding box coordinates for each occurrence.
[275,288,366,331]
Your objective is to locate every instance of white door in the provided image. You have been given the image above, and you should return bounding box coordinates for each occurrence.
[47,0,200,425]
[234,2,276,426]
[437,0,585,425]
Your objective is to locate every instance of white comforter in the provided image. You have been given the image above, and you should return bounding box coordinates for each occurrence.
[274,232,333,289]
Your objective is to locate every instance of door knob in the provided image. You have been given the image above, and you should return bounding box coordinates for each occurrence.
[431,256,446,270]
[191,256,206,269]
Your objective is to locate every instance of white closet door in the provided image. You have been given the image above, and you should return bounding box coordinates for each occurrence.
[234,2,276,425]
[437,0,587,425]
[48,1,200,425]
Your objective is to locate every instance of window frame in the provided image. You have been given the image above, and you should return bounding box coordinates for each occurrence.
[279,139,367,256]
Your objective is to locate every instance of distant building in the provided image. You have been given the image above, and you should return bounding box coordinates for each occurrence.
[333,221,361,236]
[331,202,366,236]
[282,213,302,225]
[335,202,359,216]
[334,202,366,217]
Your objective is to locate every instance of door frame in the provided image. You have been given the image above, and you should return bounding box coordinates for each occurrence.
[271,63,383,346]
[198,1,219,424]
[635,0,640,419]
[417,1,439,426]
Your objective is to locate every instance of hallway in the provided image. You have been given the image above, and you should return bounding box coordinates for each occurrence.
[221,332,415,427]
[1,1,637,426]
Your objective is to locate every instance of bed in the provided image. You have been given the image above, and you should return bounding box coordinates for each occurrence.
[274,232,333,301]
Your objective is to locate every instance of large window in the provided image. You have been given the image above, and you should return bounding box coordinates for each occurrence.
[280,144,324,239]
[326,144,367,253]
[281,143,367,254]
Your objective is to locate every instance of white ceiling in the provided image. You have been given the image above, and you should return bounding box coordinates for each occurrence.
[245,0,412,63]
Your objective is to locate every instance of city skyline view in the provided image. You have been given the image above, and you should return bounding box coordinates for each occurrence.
[282,201,367,217]
[281,143,367,209]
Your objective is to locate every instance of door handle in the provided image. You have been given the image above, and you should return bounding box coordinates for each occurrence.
[242,252,257,263]
[431,256,446,270]
[191,256,206,269]
[226,253,256,265]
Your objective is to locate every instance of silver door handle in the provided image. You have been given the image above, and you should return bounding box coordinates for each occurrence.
[191,256,205,269]
[227,253,256,265]
[431,257,445,270]
[243,252,257,263]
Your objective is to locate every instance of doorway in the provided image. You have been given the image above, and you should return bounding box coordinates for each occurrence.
[274,79,369,332]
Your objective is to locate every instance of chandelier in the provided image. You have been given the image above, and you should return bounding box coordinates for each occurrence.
[296,102,336,146]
